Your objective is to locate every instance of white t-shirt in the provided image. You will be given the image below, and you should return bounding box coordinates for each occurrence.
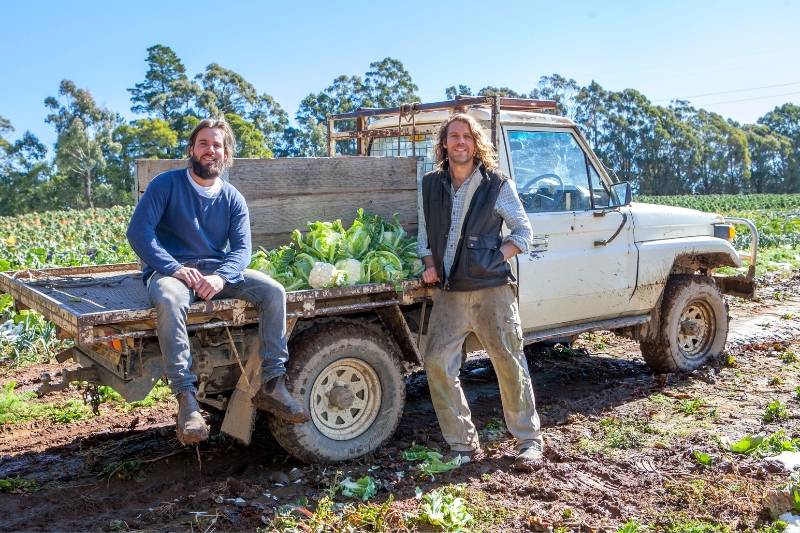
[186,169,223,199]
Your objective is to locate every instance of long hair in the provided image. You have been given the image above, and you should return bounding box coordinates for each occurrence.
[434,113,498,171]
[186,118,237,170]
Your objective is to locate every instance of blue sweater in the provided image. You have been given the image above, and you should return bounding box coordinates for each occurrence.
[127,168,252,285]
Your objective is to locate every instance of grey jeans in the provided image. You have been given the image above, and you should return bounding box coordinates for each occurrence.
[423,284,543,452]
[147,268,289,395]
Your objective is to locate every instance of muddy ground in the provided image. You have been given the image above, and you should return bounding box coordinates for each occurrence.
[1,275,800,532]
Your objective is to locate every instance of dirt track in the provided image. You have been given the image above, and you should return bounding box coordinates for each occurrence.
[2,274,800,532]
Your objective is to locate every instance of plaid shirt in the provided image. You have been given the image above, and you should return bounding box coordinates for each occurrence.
[417,164,532,276]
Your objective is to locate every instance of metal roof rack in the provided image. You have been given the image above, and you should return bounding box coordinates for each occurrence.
[326,95,558,156]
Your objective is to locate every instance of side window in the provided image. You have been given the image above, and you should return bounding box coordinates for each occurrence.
[508,130,593,213]
[588,163,614,208]
[370,134,436,173]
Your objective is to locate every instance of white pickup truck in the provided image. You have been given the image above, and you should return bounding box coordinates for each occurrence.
[330,96,757,374]
[1,97,756,464]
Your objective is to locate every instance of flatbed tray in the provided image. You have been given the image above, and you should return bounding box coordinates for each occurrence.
[0,263,429,345]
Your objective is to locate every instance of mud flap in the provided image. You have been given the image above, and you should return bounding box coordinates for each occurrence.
[221,317,299,445]
[220,352,261,445]
[714,274,755,299]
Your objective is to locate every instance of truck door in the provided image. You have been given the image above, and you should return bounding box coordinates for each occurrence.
[504,127,637,332]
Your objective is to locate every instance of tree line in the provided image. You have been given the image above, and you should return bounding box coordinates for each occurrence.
[1,44,799,215]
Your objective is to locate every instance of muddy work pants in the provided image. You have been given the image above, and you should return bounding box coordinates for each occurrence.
[148,268,289,395]
[424,284,543,452]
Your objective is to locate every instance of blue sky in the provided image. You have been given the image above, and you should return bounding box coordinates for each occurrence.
[3,0,799,149]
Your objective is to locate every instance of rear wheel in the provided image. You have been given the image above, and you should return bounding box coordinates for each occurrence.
[640,275,728,373]
[268,322,406,463]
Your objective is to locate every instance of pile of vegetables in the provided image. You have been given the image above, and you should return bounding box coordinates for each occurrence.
[249,209,423,290]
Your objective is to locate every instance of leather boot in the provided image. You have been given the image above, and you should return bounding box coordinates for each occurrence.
[253,375,310,423]
[176,391,209,445]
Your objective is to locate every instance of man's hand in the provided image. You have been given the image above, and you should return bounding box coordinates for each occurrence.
[500,242,522,261]
[421,266,440,284]
[195,274,225,301]
[172,266,204,288]
[420,255,439,284]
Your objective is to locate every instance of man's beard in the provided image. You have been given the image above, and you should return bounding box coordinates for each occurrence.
[191,154,224,179]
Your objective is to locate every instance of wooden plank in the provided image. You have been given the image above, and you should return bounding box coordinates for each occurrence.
[249,190,417,249]
[135,156,420,250]
[136,157,417,197]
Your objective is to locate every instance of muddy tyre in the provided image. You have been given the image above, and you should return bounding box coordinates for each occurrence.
[640,274,728,373]
[268,322,406,463]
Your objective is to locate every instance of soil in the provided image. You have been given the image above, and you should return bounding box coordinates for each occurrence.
[2,274,800,532]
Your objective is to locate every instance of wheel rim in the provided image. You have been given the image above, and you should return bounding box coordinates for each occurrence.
[676,299,715,360]
[309,357,382,441]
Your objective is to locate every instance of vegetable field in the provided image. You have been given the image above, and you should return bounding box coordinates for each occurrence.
[3,193,800,273]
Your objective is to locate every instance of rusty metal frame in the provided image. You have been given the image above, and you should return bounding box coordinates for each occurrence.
[326,96,557,156]
[0,264,433,345]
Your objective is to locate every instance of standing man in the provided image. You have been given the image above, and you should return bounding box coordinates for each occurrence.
[127,118,308,446]
[418,113,544,470]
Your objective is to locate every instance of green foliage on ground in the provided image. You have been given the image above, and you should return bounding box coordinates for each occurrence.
[0,380,171,426]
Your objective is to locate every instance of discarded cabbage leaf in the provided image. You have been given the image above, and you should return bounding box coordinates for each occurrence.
[338,475,377,501]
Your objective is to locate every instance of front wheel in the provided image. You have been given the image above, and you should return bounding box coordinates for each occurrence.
[268,322,406,463]
[640,275,728,373]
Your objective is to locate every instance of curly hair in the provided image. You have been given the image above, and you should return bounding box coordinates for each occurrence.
[186,118,237,170]
[434,113,498,171]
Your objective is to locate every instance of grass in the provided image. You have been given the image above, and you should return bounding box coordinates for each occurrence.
[677,397,706,416]
[599,417,658,450]
[479,417,508,443]
[0,476,39,494]
[96,381,172,410]
[100,460,145,482]
[0,381,90,424]
[0,380,171,426]
[763,400,790,423]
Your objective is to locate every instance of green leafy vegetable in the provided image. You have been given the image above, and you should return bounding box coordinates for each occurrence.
[729,435,764,454]
[338,475,378,501]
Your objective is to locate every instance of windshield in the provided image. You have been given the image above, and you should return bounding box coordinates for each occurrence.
[508,129,614,212]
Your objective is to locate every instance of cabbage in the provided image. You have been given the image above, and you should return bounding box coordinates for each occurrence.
[335,258,364,285]
[250,210,421,291]
[363,250,404,283]
[308,261,346,289]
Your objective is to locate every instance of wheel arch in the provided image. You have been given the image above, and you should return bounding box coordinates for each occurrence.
[289,306,422,369]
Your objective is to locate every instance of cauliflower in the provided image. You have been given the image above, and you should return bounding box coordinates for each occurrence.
[335,258,364,286]
[308,262,346,289]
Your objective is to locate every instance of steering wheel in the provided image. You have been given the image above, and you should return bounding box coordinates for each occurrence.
[532,173,564,192]
[518,173,565,212]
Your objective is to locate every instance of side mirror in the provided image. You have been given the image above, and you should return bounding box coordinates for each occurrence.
[611,182,632,206]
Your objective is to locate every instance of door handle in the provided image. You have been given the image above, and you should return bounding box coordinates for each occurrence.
[594,213,628,247]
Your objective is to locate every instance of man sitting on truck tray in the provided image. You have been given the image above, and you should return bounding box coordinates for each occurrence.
[418,113,544,471]
[127,118,309,445]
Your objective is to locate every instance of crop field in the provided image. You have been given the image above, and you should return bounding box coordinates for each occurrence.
[638,193,800,252]
[1,194,800,271]
[0,205,136,271]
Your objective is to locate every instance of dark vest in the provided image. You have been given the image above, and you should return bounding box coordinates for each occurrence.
[422,163,511,291]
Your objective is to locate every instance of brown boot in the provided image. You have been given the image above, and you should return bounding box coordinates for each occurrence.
[176,391,209,445]
[252,375,310,423]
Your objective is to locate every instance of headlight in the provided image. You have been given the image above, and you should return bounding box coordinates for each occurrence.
[713,224,736,241]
